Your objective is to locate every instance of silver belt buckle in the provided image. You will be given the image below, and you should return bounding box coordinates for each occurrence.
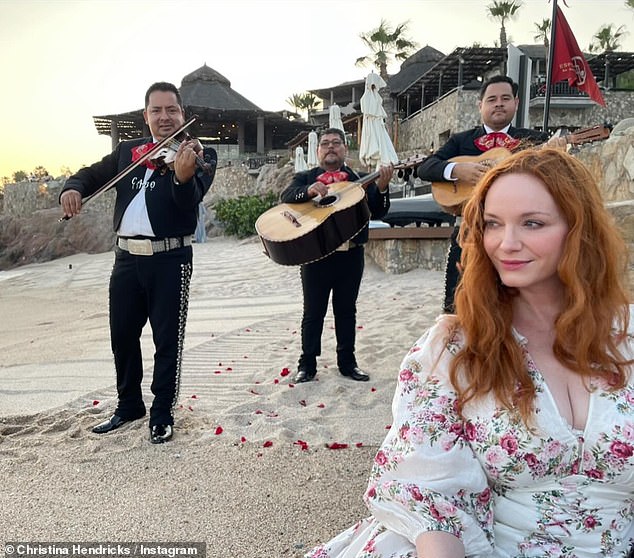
[126,239,154,256]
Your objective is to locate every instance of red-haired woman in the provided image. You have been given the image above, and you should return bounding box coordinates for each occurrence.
[306,149,634,558]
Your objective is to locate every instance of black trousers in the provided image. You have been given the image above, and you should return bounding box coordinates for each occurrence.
[109,246,193,427]
[443,225,462,313]
[299,246,364,372]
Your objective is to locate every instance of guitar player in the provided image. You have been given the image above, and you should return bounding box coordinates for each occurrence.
[280,127,393,384]
[417,74,565,313]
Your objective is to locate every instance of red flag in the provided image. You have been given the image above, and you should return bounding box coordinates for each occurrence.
[551,6,606,107]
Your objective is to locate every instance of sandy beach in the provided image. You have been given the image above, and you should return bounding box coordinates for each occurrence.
[0,236,444,557]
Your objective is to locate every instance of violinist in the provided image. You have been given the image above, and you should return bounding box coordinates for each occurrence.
[60,81,216,444]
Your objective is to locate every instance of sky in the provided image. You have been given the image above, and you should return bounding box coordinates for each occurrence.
[1,0,632,180]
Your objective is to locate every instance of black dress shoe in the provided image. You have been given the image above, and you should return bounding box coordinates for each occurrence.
[150,424,173,444]
[294,368,316,383]
[92,414,136,434]
[340,367,370,381]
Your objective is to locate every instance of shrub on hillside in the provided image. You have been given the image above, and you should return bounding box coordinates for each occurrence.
[214,192,278,238]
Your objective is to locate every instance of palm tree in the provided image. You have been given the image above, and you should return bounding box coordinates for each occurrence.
[533,18,551,71]
[355,20,416,140]
[589,23,628,52]
[286,93,304,114]
[533,18,551,50]
[355,19,417,82]
[286,92,320,122]
[487,1,523,49]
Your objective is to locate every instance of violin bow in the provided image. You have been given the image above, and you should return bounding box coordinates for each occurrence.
[59,115,198,221]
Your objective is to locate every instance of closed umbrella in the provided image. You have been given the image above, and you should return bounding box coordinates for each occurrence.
[307,131,319,168]
[359,71,398,169]
[329,104,345,133]
[294,146,308,172]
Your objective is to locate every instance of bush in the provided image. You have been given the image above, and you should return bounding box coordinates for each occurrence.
[214,192,279,238]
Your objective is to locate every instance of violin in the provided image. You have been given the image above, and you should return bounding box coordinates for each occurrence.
[150,135,215,176]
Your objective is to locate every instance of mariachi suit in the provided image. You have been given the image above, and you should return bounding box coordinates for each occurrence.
[62,138,216,427]
[280,165,390,373]
[417,125,548,313]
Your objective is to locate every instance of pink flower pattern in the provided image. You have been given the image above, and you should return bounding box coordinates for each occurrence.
[305,314,634,558]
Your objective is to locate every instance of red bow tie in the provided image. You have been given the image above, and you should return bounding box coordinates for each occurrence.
[131,142,157,169]
[316,170,349,185]
[474,132,520,152]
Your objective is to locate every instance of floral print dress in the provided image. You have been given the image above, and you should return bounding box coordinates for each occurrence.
[307,312,634,558]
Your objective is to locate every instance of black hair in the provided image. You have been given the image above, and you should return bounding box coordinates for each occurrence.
[479,75,519,99]
[318,128,345,142]
[144,82,183,108]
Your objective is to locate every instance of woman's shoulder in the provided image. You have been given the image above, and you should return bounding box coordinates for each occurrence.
[403,314,465,369]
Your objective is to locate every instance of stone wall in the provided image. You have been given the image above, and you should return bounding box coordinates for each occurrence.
[365,236,449,274]
[398,89,480,154]
[528,91,634,130]
[574,125,634,202]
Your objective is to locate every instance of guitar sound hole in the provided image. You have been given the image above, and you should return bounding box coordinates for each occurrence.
[317,194,339,207]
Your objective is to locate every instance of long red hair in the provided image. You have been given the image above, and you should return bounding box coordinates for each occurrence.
[450,148,631,423]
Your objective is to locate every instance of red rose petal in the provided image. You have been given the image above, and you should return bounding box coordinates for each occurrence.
[92,400,99,406]
[191,394,198,399]
[371,387,377,392]
[215,426,223,435]
[250,389,260,395]
[240,436,247,443]
[294,440,309,451]
[280,367,290,377]
[274,378,280,384]
[263,440,273,448]
[356,442,364,448]
[317,403,325,408]
[327,442,348,450]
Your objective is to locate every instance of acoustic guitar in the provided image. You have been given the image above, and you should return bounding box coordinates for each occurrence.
[255,155,425,266]
[431,124,611,214]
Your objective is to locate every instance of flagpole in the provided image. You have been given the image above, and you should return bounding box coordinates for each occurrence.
[542,0,559,132]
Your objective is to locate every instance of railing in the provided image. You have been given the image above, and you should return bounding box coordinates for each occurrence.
[245,155,282,170]
[530,81,592,99]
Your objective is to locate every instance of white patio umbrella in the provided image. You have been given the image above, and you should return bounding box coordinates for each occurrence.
[294,146,308,172]
[359,71,398,169]
[329,104,345,133]
[307,131,319,168]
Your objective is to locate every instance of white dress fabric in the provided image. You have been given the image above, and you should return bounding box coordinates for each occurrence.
[358,72,398,169]
[307,309,634,558]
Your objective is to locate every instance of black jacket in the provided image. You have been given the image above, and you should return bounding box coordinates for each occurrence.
[62,138,216,238]
[279,165,390,244]
[417,125,548,182]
